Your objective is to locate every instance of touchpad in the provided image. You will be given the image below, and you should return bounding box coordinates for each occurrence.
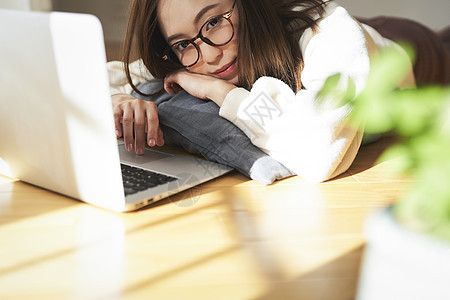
[118,145,173,165]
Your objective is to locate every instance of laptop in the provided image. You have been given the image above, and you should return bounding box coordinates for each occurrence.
[0,9,232,212]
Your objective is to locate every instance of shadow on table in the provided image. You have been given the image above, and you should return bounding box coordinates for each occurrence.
[345,134,398,178]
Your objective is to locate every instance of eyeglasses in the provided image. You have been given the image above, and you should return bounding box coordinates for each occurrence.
[162,0,236,68]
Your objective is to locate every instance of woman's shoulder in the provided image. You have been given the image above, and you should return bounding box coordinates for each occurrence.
[298,2,365,51]
[292,1,351,23]
[305,1,359,31]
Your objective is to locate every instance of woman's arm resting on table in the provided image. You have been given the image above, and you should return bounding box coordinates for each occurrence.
[219,78,363,183]
[162,69,362,183]
[164,70,236,106]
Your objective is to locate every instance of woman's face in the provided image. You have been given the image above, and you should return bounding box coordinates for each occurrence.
[158,0,239,84]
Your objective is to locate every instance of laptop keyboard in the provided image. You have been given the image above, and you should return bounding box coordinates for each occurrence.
[121,163,177,196]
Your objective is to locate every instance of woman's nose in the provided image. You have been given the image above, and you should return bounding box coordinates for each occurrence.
[198,42,223,64]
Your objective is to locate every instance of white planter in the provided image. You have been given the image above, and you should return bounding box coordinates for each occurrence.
[356,207,450,300]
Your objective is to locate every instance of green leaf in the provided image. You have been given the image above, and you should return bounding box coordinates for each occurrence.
[377,143,413,174]
[355,93,395,133]
[363,44,415,95]
[392,87,449,137]
[319,44,450,241]
[316,73,356,107]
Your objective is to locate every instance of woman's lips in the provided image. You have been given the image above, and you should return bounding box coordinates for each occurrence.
[212,59,237,79]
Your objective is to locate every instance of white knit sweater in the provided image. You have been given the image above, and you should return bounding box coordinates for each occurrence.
[107,2,415,182]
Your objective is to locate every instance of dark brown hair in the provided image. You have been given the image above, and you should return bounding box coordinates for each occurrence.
[123,0,329,96]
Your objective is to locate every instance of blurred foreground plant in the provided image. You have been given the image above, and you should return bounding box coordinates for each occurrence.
[319,45,450,241]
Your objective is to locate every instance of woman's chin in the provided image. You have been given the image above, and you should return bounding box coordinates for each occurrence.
[224,73,239,85]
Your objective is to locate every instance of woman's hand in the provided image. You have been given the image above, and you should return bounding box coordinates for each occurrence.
[164,70,236,107]
[112,94,164,155]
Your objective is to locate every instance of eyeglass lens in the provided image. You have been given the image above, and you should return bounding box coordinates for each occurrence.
[170,16,234,67]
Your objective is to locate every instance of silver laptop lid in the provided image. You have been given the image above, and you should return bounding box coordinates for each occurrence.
[0,9,127,212]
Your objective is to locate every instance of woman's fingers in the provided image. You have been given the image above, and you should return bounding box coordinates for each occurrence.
[156,127,165,147]
[111,94,164,155]
[145,101,161,147]
[134,102,147,155]
[164,81,180,95]
[113,106,123,139]
[164,73,174,95]
[164,71,184,95]
[122,103,135,152]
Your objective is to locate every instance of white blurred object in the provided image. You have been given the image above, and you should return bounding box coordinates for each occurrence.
[357,207,450,300]
[0,156,13,178]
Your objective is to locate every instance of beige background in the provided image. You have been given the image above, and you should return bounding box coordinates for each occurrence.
[1,0,448,60]
[1,0,449,38]
[48,0,449,43]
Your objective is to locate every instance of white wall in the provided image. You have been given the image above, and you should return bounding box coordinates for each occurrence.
[338,0,450,30]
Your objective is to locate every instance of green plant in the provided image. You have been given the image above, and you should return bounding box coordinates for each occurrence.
[319,45,450,241]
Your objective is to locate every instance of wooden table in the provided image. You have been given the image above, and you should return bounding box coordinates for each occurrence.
[0,136,411,300]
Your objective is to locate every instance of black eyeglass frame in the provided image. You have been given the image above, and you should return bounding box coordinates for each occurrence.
[162,0,237,68]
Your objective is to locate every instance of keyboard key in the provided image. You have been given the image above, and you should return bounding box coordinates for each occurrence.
[120,164,177,196]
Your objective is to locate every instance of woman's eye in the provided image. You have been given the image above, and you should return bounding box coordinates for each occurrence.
[205,17,221,31]
[174,41,190,52]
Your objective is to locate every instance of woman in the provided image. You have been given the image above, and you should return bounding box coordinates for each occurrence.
[108,0,445,182]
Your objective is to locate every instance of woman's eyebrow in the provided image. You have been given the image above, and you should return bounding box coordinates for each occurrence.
[166,3,220,44]
[167,33,185,44]
[194,3,220,24]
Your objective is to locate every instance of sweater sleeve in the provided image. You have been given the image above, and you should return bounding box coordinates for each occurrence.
[218,4,371,182]
[107,59,153,95]
[219,79,363,183]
